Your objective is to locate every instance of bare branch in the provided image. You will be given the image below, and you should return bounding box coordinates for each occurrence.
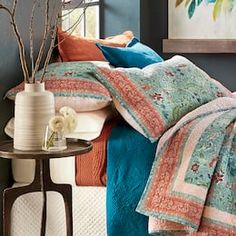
[0,4,12,15]
[64,7,85,32]
[54,1,88,49]
[62,0,72,4]
[35,0,87,63]
[12,0,17,16]
[60,0,84,18]
[39,16,59,83]
[0,0,92,84]
[54,13,84,51]
[29,0,37,83]
[0,1,30,83]
[31,0,50,83]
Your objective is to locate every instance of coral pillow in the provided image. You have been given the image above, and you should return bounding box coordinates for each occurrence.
[57,28,134,62]
[5,62,112,112]
[93,56,233,142]
[96,37,163,68]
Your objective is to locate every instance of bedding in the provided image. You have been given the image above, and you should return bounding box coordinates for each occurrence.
[5,61,112,112]
[11,184,106,236]
[137,97,236,235]
[93,55,233,142]
[76,120,116,186]
[57,28,134,62]
[65,105,116,140]
[6,53,236,236]
[96,37,163,68]
[106,120,158,236]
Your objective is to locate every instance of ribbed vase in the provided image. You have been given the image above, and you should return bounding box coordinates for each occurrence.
[14,82,55,151]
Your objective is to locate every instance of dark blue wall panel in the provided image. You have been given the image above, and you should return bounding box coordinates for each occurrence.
[102,0,140,38]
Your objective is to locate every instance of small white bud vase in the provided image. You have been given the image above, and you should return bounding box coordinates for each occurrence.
[14,82,55,150]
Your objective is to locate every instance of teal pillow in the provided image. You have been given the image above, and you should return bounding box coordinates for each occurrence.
[96,37,163,68]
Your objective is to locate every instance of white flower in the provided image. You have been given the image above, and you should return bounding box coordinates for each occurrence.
[59,106,77,118]
[59,106,78,134]
[49,115,65,132]
[63,115,77,134]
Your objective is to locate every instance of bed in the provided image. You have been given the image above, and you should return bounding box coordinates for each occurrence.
[2,30,236,236]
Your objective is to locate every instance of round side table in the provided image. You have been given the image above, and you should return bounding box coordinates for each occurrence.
[0,139,92,236]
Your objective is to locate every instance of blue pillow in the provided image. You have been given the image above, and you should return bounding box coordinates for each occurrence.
[96,37,163,69]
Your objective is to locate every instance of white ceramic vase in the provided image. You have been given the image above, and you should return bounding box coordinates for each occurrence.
[14,82,55,151]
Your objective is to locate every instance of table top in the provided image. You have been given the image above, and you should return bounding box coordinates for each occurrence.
[0,139,92,160]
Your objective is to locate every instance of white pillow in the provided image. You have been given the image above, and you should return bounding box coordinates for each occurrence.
[65,105,115,140]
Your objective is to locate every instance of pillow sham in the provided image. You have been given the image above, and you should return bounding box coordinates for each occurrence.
[96,37,163,68]
[57,28,134,62]
[66,105,116,140]
[5,62,112,112]
[93,55,233,142]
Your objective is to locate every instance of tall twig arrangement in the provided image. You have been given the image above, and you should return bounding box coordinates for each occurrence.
[0,0,85,84]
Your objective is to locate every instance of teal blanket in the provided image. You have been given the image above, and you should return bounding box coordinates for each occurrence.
[107,120,157,236]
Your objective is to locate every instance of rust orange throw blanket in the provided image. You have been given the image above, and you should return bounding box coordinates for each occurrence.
[76,121,115,186]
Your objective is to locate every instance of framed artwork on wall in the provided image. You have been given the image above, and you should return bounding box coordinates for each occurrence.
[163,0,236,53]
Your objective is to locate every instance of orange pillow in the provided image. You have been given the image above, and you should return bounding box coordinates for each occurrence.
[57,28,134,62]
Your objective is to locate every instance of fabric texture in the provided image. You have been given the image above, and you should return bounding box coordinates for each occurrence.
[76,120,116,186]
[93,55,233,142]
[5,61,112,112]
[106,120,158,236]
[96,37,163,68]
[11,184,106,236]
[137,97,236,235]
[57,28,133,62]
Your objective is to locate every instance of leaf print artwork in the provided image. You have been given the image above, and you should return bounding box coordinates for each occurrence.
[175,0,236,20]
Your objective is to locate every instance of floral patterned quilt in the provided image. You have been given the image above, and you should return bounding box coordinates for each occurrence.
[137,97,236,235]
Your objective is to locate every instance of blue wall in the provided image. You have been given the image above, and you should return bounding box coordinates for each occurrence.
[102,0,140,38]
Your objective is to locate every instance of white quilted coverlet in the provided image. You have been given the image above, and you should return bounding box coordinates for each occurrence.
[11,184,106,236]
